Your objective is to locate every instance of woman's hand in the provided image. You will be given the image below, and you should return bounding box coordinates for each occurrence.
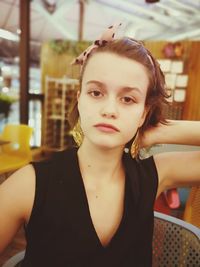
[140,120,200,148]
[140,123,163,148]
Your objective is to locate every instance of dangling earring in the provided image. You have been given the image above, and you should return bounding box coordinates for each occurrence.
[124,136,132,154]
[124,147,129,153]
[71,118,84,146]
[124,131,140,158]
[130,131,140,158]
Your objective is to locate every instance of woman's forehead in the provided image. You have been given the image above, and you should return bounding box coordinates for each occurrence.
[82,52,149,92]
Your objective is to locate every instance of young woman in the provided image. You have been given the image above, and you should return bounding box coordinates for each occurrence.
[0,24,200,267]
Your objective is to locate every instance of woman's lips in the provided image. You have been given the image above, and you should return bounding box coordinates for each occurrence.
[94,123,119,133]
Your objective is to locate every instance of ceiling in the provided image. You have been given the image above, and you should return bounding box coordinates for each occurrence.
[0,0,200,44]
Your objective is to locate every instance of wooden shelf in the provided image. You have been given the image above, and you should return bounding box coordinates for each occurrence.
[43,76,78,151]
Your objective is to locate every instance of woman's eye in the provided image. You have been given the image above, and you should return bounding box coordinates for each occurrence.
[121,96,135,104]
[88,90,103,98]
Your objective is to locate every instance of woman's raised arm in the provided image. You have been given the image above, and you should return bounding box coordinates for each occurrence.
[141,120,200,148]
[141,120,200,195]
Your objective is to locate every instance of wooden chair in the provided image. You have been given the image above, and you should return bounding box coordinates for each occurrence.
[184,186,200,228]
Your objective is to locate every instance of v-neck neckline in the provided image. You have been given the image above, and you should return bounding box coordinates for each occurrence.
[73,147,128,250]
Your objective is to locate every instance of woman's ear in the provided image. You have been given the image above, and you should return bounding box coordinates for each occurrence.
[77,90,81,101]
[76,90,81,115]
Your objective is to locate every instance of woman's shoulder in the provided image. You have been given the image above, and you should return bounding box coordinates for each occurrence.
[0,164,36,224]
[31,147,77,175]
[124,152,157,173]
[124,154,158,198]
[1,164,36,197]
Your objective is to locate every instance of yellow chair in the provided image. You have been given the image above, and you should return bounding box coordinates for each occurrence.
[0,124,33,175]
[184,186,200,228]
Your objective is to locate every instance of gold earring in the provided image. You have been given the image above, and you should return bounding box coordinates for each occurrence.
[71,118,84,146]
[130,131,140,158]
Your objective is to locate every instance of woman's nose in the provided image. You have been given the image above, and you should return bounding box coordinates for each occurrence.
[100,99,119,119]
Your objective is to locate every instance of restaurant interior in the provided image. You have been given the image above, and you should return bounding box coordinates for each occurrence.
[0,0,200,266]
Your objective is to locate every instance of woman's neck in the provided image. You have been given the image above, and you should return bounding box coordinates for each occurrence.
[77,140,125,186]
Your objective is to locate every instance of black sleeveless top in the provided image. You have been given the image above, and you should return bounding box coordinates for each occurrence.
[22,147,158,267]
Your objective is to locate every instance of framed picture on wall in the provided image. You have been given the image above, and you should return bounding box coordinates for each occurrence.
[174,89,186,102]
[176,75,188,88]
[171,61,184,74]
[165,73,177,89]
[157,59,172,72]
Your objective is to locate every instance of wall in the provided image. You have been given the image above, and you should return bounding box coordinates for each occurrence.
[145,41,200,120]
[40,42,80,94]
[183,42,200,120]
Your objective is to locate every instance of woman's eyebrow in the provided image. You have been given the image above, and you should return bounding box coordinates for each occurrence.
[86,80,143,95]
[121,87,143,96]
[86,80,104,87]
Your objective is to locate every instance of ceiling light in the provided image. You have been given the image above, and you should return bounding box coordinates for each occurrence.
[0,29,19,42]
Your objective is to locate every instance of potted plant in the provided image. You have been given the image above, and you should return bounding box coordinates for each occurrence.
[0,93,15,118]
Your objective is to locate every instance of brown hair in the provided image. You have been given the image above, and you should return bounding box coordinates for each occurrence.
[69,37,169,137]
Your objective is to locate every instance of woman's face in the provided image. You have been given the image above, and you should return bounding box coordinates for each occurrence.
[77,52,149,150]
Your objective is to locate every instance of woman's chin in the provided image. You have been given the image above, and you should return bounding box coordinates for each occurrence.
[82,135,124,150]
[91,140,123,151]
